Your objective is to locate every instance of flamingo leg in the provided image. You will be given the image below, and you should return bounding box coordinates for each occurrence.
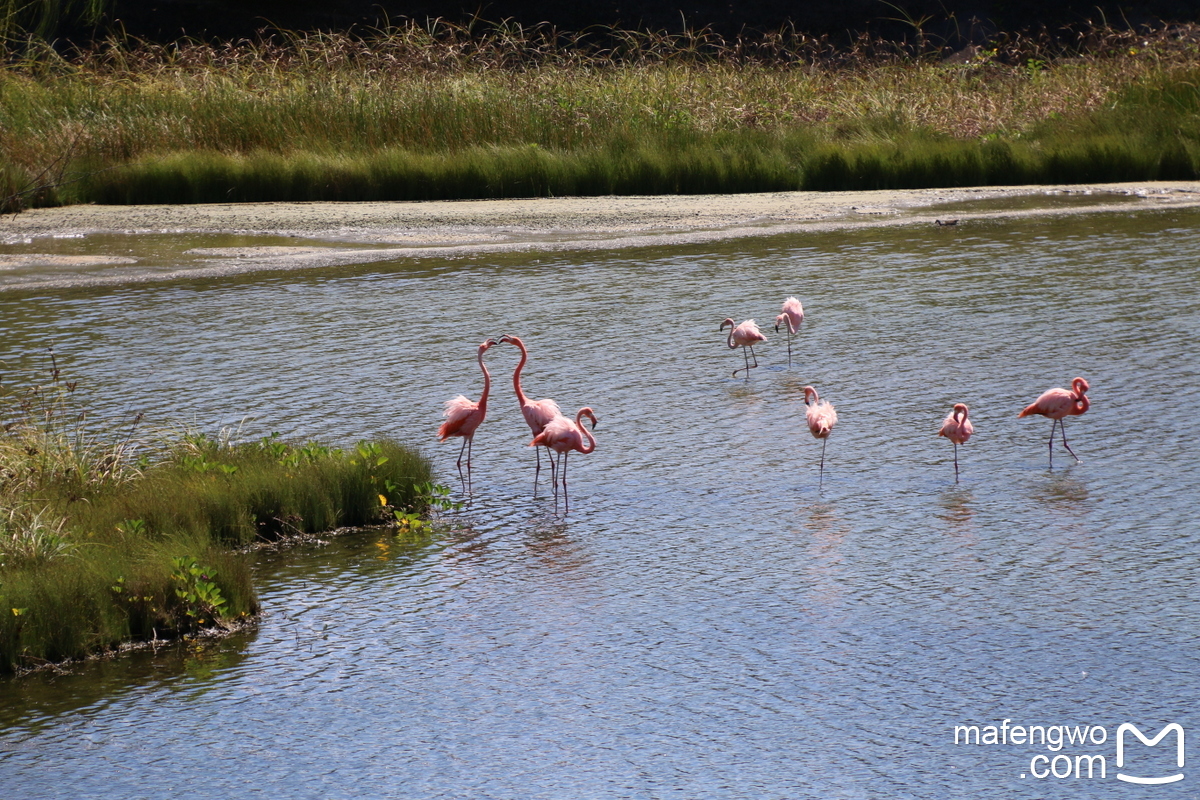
[465,436,474,494]
[953,442,960,483]
[547,450,560,505]
[733,345,750,378]
[1060,419,1081,463]
[786,331,793,367]
[734,345,761,378]
[454,437,469,489]
[819,437,827,487]
[1046,419,1058,468]
[533,445,542,496]
[561,451,569,515]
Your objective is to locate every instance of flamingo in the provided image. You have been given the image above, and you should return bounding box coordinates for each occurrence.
[498,334,563,492]
[530,407,597,514]
[720,318,767,378]
[773,297,805,367]
[937,403,974,483]
[1018,376,1090,467]
[437,338,497,491]
[803,385,838,485]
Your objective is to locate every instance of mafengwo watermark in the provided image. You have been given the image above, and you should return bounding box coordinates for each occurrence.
[953,720,1184,784]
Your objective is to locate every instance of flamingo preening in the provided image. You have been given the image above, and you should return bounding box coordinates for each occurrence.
[803,385,838,486]
[773,297,804,367]
[720,318,767,378]
[437,339,498,491]
[499,334,563,493]
[530,407,597,514]
[1018,376,1090,467]
[937,402,974,483]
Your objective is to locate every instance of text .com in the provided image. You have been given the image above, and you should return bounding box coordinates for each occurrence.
[953,720,1185,783]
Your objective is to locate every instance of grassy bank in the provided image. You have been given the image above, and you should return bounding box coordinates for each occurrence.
[3,22,1200,210]
[0,354,435,674]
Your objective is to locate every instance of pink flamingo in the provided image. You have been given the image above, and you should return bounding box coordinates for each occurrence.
[803,385,838,485]
[530,407,597,513]
[437,338,497,491]
[937,403,974,483]
[720,318,767,378]
[499,334,564,492]
[1018,376,1090,466]
[773,297,804,367]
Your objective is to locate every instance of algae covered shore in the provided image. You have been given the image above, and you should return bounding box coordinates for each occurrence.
[5,182,1200,290]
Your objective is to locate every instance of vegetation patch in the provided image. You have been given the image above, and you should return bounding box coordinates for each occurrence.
[3,21,1200,211]
[0,351,435,674]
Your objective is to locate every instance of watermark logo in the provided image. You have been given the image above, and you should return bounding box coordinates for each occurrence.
[1116,723,1185,785]
[953,719,1186,784]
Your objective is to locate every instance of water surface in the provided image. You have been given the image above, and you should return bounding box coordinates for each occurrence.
[1,209,1197,799]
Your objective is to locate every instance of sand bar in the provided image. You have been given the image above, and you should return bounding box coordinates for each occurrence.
[2,182,1199,289]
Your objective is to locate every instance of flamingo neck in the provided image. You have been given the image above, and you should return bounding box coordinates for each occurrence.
[1071,379,1089,414]
[726,325,737,350]
[575,412,597,453]
[477,352,491,412]
[511,341,529,405]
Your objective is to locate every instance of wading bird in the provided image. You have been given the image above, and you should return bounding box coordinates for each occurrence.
[937,403,974,483]
[773,297,805,367]
[720,318,767,378]
[803,385,838,486]
[437,339,497,491]
[499,334,563,493]
[530,407,597,514]
[1018,376,1090,467]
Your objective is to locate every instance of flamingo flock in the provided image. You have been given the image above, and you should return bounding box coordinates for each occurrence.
[438,334,597,513]
[439,297,1093,509]
[715,298,1091,482]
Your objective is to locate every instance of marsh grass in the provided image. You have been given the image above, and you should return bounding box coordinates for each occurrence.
[0,354,434,673]
[3,21,1200,210]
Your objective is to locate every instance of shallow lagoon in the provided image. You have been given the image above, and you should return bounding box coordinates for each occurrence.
[1,205,1198,798]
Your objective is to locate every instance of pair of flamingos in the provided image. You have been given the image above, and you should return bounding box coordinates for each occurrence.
[725,299,1091,483]
[936,377,1091,480]
[719,296,805,378]
[437,335,596,511]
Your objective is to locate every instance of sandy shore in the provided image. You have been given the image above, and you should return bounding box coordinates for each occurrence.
[3,182,1200,288]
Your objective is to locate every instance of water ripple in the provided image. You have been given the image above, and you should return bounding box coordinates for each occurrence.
[2,209,1199,798]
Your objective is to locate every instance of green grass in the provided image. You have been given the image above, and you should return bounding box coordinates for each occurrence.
[3,22,1200,211]
[0,358,436,674]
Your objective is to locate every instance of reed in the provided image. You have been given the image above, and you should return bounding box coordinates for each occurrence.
[3,21,1200,210]
[0,356,435,673]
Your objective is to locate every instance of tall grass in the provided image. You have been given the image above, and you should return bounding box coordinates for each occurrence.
[0,354,435,673]
[3,21,1200,210]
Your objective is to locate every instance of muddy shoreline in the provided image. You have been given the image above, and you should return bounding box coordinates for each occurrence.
[3,182,1200,289]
